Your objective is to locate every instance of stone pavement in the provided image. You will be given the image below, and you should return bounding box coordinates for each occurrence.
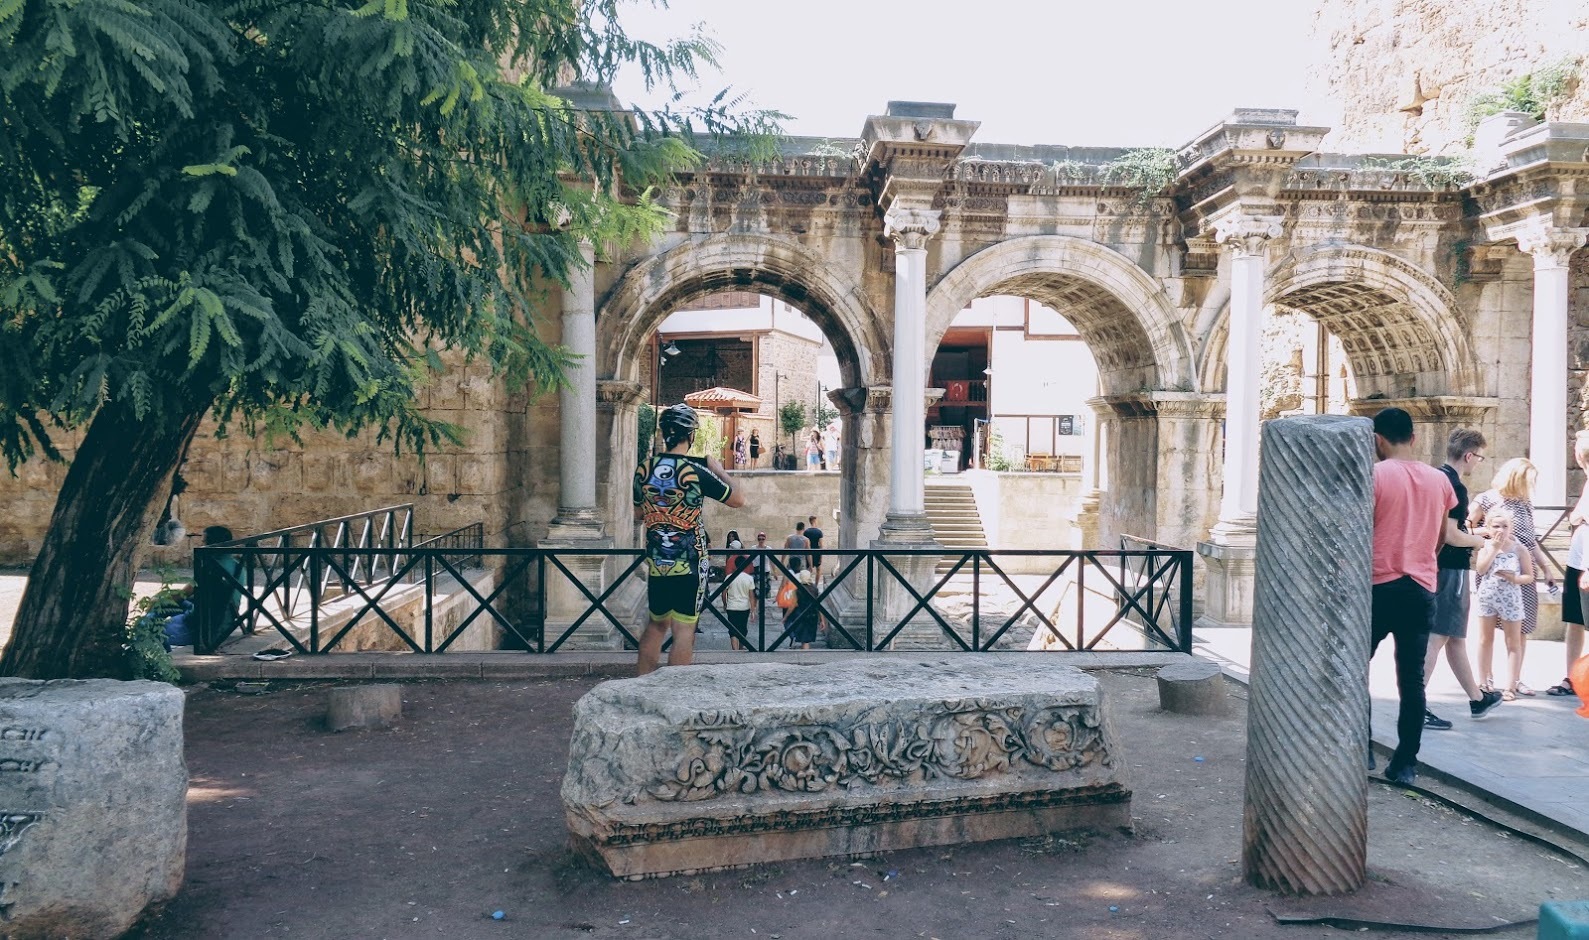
[1195,624,1589,842]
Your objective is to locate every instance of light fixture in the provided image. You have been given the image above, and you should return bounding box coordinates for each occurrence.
[663,341,682,357]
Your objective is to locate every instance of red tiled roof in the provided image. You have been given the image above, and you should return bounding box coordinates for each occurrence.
[684,386,763,410]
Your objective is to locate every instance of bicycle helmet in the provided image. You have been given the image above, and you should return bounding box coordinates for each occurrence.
[658,403,699,447]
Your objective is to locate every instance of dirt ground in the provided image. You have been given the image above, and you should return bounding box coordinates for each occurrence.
[131,670,1588,940]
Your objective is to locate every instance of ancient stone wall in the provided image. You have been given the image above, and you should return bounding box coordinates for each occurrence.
[1308,0,1589,156]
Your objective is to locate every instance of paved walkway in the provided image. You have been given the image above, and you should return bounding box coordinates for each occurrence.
[1195,625,1589,842]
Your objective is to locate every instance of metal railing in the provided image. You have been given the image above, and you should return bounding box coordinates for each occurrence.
[191,541,1193,656]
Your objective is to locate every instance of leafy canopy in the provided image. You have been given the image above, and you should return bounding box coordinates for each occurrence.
[0,0,780,468]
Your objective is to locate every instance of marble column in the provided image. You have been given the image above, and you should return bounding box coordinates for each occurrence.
[541,245,618,650]
[550,240,602,537]
[879,204,941,544]
[1517,222,1588,508]
[1197,213,1283,629]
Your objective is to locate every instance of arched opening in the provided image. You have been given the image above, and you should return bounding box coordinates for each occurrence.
[926,236,1198,550]
[597,234,884,550]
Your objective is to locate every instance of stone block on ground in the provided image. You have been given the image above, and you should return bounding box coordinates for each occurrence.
[0,679,187,939]
[1156,660,1227,715]
[562,659,1130,880]
[327,684,402,731]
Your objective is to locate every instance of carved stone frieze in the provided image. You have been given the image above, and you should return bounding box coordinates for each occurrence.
[596,380,646,407]
[562,660,1131,880]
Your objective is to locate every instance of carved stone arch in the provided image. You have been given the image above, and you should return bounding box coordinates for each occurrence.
[598,233,882,389]
[1198,244,1478,398]
[924,236,1194,395]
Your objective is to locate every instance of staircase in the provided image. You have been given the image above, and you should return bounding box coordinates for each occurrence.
[924,482,987,577]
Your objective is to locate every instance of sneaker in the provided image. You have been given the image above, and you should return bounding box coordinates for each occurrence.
[1384,764,1418,787]
[1470,689,1503,719]
[1423,709,1453,730]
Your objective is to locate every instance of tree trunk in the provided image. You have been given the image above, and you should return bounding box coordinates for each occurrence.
[1,402,204,679]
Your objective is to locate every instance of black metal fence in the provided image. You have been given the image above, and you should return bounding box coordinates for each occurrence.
[193,536,1193,656]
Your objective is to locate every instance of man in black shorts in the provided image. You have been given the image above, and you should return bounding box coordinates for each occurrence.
[1423,428,1503,726]
[804,515,825,579]
[634,404,746,674]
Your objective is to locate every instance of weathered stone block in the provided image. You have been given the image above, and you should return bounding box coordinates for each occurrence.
[0,679,187,939]
[1156,660,1227,715]
[562,659,1130,879]
[326,684,403,731]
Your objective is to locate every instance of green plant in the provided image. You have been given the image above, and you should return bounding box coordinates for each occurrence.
[1051,160,1095,182]
[1362,156,1477,189]
[1098,148,1179,196]
[637,403,657,461]
[689,412,726,461]
[814,400,839,430]
[1464,58,1581,128]
[123,580,184,684]
[778,401,808,450]
[986,426,1024,472]
[0,0,780,678]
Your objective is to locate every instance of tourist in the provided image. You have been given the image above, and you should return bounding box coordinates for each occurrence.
[825,422,841,470]
[1475,507,1535,701]
[1370,407,1455,786]
[1423,429,1503,729]
[1470,457,1554,695]
[733,432,749,470]
[633,403,746,675]
[805,430,824,471]
[1548,431,1589,700]
[753,531,772,596]
[781,558,820,650]
[784,521,810,576]
[722,554,756,651]
[803,514,825,582]
[749,429,762,467]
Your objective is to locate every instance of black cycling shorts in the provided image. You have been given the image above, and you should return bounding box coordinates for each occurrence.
[648,573,705,624]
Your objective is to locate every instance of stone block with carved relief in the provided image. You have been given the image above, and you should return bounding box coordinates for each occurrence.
[0,679,186,939]
[561,659,1130,880]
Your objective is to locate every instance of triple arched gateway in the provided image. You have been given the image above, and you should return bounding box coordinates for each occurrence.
[533,103,1584,632]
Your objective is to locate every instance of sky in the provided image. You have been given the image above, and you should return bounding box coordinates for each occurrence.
[611,0,1336,149]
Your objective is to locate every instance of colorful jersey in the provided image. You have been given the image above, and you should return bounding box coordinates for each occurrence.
[633,454,733,578]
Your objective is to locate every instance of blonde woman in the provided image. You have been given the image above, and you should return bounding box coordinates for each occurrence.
[1470,457,1556,694]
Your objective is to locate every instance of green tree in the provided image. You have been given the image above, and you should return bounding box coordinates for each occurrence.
[778,401,807,457]
[0,0,777,678]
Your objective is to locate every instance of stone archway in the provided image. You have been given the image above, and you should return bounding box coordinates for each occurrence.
[600,233,884,391]
[926,235,1195,395]
[597,233,887,549]
[923,236,1205,547]
[1198,244,1480,399]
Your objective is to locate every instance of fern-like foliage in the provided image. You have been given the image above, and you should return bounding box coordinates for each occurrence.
[0,0,781,469]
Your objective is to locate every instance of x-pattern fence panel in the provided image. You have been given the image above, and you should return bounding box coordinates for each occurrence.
[194,540,1191,655]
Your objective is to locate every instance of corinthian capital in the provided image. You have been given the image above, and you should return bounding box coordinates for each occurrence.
[1516,220,1588,270]
[1214,213,1286,258]
[884,205,942,251]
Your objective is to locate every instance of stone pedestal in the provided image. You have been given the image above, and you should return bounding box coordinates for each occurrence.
[1196,537,1256,629]
[541,528,621,651]
[327,684,402,731]
[872,522,947,650]
[0,679,187,939]
[562,659,1131,880]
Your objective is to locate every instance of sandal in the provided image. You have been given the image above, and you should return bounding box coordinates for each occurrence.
[1546,678,1575,696]
[1501,689,1518,702]
[1479,679,1496,694]
[1515,683,1537,697]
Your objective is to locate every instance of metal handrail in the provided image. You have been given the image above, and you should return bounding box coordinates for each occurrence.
[191,544,1194,657]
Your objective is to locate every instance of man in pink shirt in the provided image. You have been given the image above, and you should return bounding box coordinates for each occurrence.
[1371,407,1457,785]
